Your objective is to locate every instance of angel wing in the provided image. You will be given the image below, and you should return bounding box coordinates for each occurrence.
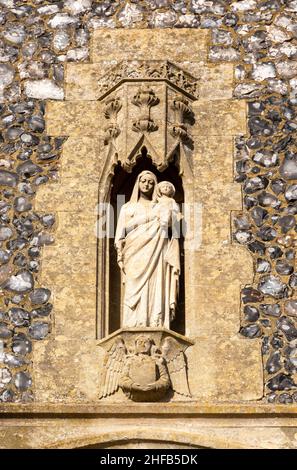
[99,336,127,399]
[161,337,191,398]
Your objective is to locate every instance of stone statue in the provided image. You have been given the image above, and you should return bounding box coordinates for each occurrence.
[99,334,191,402]
[115,170,181,328]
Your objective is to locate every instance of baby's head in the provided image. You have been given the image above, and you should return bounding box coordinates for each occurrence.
[157,181,175,198]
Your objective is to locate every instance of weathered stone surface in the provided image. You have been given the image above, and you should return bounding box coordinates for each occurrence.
[2,10,297,450]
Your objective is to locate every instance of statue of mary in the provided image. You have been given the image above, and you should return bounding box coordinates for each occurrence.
[115,170,181,329]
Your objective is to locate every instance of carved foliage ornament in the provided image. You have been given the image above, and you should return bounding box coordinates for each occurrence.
[98,60,199,100]
[103,96,122,145]
[132,84,159,133]
[170,94,194,145]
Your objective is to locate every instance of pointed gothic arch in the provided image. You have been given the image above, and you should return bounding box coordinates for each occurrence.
[96,145,188,338]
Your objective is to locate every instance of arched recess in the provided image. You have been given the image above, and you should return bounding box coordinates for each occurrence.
[43,427,251,450]
[96,145,188,338]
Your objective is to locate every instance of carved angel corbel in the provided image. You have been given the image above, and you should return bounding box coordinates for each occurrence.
[99,334,191,402]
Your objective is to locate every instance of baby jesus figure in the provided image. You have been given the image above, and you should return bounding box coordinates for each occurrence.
[154,181,182,238]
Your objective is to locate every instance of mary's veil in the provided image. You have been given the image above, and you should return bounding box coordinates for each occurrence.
[129,170,158,203]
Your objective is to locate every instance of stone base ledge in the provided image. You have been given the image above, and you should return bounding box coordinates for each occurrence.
[1,402,297,416]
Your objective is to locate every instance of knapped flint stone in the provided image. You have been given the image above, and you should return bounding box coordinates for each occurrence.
[262,336,270,355]
[260,319,271,327]
[29,322,49,340]
[258,275,287,298]
[271,178,286,195]
[267,393,277,403]
[4,354,29,368]
[14,371,32,391]
[12,333,32,355]
[27,115,45,133]
[271,335,283,350]
[240,324,261,338]
[234,83,265,99]
[266,351,282,374]
[290,273,297,288]
[3,23,26,44]
[253,150,278,167]
[8,307,30,327]
[248,101,264,115]
[28,247,40,259]
[248,240,266,255]
[16,160,42,178]
[278,393,294,404]
[267,246,283,259]
[0,367,11,385]
[246,137,262,149]
[234,214,250,229]
[0,250,10,264]
[4,270,34,293]
[277,316,297,341]
[244,305,259,322]
[285,184,297,201]
[257,225,277,241]
[5,126,23,141]
[242,286,264,303]
[260,303,281,317]
[244,176,269,194]
[276,60,297,79]
[258,191,281,208]
[285,300,297,317]
[0,63,14,87]
[0,265,14,286]
[249,117,273,136]
[0,389,15,402]
[0,322,12,339]
[24,79,64,100]
[21,390,34,403]
[13,196,32,213]
[256,258,271,273]
[41,214,55,228]
[36,232,55,246]
[275,259,294,275]
[286,249,295,260]
[244,195,257,209]
[234,230,252,244]
[0,225,13,241]
[29,260,39,273]
[53,30,71,51]
[31,303,52,318]
[29,288,51,305]
[286,354,297,370]
[267,373,296,391]
[21,133,40,146]
[280,153,297,179]
[278,215,296,233]
[0,170,18,187]
[223,12,238,26]
[209,46,240,61]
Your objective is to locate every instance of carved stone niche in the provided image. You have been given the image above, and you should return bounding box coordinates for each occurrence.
[96,59,198,402]
[96,59,198,342]
[98,328,193,402]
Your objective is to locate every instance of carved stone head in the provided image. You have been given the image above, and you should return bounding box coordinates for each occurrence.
[134,335,154,355]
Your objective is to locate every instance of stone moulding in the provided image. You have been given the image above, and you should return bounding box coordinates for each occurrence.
[97,60,200,101]
[2,402,297,415]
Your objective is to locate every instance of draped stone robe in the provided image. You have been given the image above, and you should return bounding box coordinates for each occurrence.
[115,194,180,329]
